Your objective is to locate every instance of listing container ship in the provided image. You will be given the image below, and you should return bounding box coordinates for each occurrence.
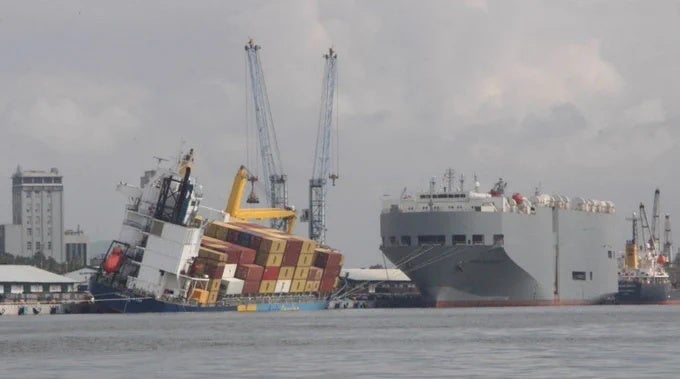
[380,171,619,307]
[90,149,343,313]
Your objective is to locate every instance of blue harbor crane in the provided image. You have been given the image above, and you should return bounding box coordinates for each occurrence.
[244,39,290,230]
[302,47,339,245]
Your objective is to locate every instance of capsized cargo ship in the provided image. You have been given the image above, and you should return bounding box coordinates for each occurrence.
[90,149,344,313]
[380,172,619,307]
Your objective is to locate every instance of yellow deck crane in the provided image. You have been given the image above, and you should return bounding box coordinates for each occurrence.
[225,165,297,234]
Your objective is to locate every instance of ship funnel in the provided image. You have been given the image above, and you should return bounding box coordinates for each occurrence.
[625,241,639,269]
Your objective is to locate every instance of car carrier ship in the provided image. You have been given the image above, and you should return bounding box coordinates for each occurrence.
[90,149,344,313]
[380,171,619,307]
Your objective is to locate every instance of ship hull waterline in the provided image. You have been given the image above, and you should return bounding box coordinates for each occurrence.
[89,279,328,313]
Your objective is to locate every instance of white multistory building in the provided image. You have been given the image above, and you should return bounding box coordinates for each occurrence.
[9,167,64,262]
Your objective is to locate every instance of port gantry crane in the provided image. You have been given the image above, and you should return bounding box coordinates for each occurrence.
[303,47,339,245]
[244,39,290,231]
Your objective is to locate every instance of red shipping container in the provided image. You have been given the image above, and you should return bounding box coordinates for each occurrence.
[262,266,281,281]
[314,251,343,268]
[284,239,303,255]
[204,261,226,279]
[281,249,301,267]
[322,265,341,280]
[319,276,337,293]
[241,280,261,295]
[249,235,262,251]
[307,267,324,281]
[235,264,263,282]
[225,247,256,265]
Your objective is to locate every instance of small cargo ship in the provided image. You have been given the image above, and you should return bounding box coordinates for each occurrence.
[615,200,672,305]
[90,149,344,313]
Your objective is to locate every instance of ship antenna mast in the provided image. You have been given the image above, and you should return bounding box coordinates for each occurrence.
[443,168,455,193]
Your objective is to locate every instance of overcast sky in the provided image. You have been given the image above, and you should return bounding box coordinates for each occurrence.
[2,1,680,267]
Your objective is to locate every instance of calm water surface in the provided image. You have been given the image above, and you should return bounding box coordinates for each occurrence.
[1,306,678,378]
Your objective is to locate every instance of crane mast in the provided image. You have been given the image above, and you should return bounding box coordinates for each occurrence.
[244,39,289,230]
[307,47,339,245]
[663,214,673,261]
[651,188,661,250]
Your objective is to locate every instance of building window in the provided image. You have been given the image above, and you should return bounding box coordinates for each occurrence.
[493,234,504,246]
[472,234,485,245]
[401,236,412,246]
[572,271,586,281]
[417,235,445,246]
[27,228,32,236]
[47,241,52,250]
[389,236,397,246]
[27,242,32,250]
[36,242,41,251]
[452,235,466,245]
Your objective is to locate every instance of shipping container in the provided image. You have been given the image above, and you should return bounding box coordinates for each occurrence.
[190,288,209,304]
[305,280,320,292]
[207,290,219,304]
[221,263,237,279]
[235,264,264,282]
[307,267,324,281]
[321,265,341,281]
[249,234,262,250]
[313,250,343,268]
[256,252,283,267]
[278,266,295,281]
[290,279,307,293]
[226,228,239,243]
[297,253,315,267]
[258,236,286,254]
[301,239,317,254]
[275,279,291,293]
[319,276,337,293]
[282,248,300,267]
[208,278,222,292]
[221,278,245,295]
[225,247,256,265]
[203,261,226,279]
[237,230,253,247]
[262,266,281,281]
[198,247,228,263]
[293,267,310,281]
[284,239,303,255]
[241,280,261,295]
[259,280,277,294]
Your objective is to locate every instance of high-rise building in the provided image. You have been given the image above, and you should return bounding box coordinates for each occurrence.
[10,167,64,261]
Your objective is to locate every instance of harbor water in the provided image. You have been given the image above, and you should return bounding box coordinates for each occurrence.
[2,306,679,378]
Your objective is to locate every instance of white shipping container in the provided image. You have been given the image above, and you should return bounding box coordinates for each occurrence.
[221,264,237,280]
[275,279,291,293]
[223,278,245,295]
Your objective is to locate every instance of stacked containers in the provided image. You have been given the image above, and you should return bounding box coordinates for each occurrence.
[314,248,345,293]
[201,220,343,296]
[192,247,228,304]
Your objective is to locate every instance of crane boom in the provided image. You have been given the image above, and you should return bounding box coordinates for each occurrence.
[307,47,339,245]
[639,203,656,254]
[651,188,660,249]
[244,39,289,230]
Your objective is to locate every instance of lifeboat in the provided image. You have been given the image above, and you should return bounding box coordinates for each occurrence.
[657,255,668,265]
[103,247,125,273]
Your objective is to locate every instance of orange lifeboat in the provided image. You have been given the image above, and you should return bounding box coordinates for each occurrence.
[103,247,124,273]
[657,255,668,265]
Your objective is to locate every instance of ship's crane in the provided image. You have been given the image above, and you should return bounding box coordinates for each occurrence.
[639,203,656,254]
[244,39,290,231]
[302,47,339,245]
[663,214,673,261]
[651,188,661,250]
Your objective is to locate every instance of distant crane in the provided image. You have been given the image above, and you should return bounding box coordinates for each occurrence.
[663,214,673,261]
[303,47,339,245]
[639,203,656,254]
[651,188,661,250]
[244,39,290,231]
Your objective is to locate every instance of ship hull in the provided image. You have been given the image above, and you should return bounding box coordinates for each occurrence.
[380,207,618,307]
[89,279,328,313]
[615,280,672,305]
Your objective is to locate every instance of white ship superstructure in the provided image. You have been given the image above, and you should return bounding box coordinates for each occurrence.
[380,174,619,307]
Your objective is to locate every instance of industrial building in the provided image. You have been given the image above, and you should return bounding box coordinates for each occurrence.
[0,265,76,302]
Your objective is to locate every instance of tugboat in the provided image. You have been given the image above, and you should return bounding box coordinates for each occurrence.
[615,199,672,304]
